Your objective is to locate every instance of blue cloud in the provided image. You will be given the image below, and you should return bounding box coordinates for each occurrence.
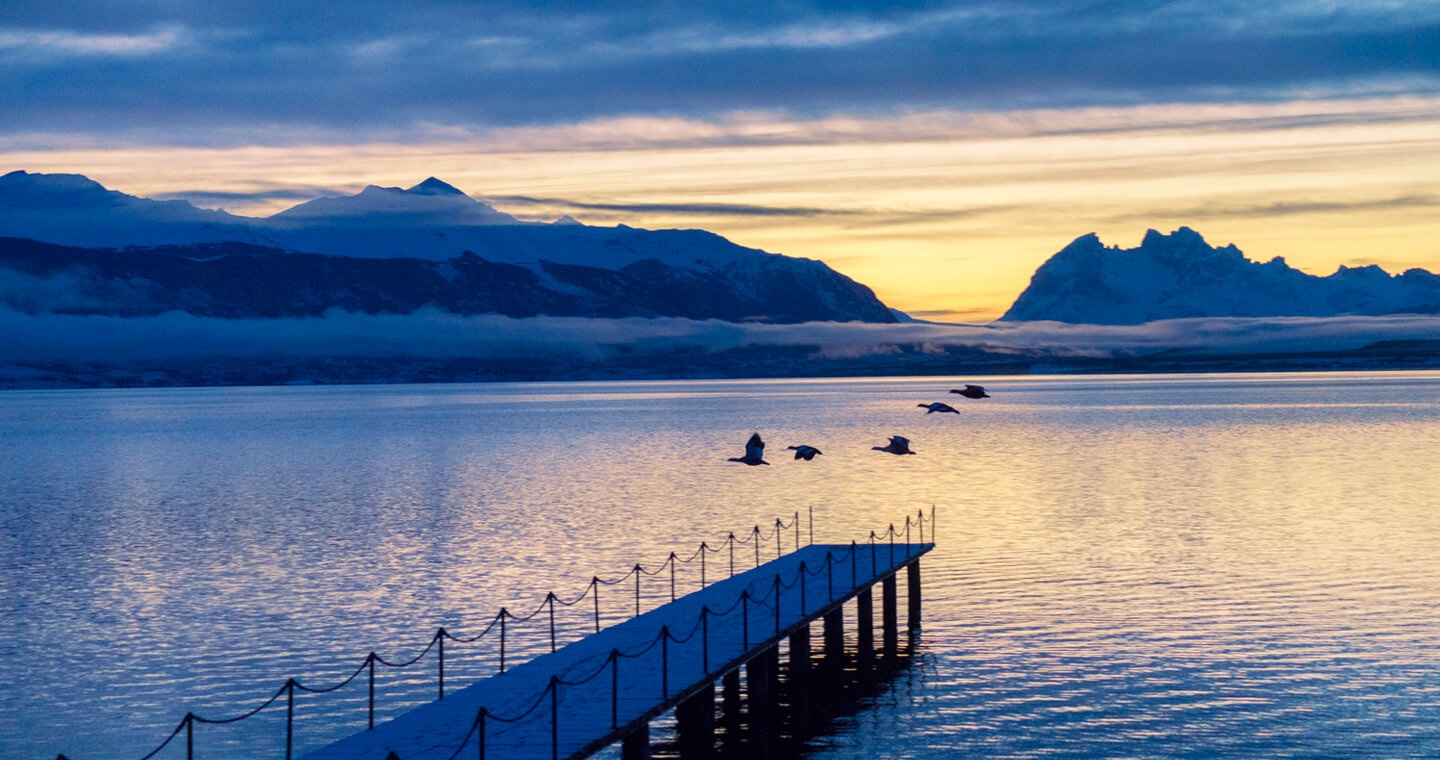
[1,1,1438,142]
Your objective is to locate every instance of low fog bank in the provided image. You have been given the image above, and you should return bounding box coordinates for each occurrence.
[4,308,1439,388]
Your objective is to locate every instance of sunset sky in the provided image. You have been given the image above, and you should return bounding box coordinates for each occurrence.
[3,1,1439,321]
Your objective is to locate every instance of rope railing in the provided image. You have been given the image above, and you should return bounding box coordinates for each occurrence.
[424,513,933,760]
[104,510,859,760]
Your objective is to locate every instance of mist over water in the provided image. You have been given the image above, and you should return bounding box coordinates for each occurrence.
[2,372,1439,758]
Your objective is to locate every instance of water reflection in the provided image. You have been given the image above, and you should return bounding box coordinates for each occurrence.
[1,372,1438,758]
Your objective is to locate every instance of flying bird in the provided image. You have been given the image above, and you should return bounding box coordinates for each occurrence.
[787,445,823,461]
[918,402,961,414]
[728,432,770,465]
[872,435,916,455]
[950,384,990,399]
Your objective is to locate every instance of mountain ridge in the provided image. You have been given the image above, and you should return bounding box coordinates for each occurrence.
[0,171,897,324]
[1002,227,1440,324]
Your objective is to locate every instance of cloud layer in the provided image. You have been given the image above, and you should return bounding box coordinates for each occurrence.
[2,2,1438,141]
[4,307,1437,365]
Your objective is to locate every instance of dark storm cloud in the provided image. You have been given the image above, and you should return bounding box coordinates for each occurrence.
[3,1,1439,143]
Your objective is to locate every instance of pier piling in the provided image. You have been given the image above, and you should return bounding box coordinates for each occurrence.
[881,574,899,658]
[907,560,923,631]
[621,723,650,760]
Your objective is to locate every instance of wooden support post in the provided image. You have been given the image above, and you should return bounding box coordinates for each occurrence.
[621,721,651,760]
[787,625,812,731]
[856,587,875,676]
[788,624,811,687]
[823,608,845,675]
[745,647,779,751]
[720,669,742,751]
[906,560,923,632]
[676,681,716,758]
[882,574,899,659]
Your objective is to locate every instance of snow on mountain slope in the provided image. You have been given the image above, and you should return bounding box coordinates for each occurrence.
[0,171,897,323]
[1001,227,1440,324]
[268,177,521,226]
[0,170,276,248]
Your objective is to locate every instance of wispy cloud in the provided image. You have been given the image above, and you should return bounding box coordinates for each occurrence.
[491,195,851,219]
[0,25,185,58]
[1,2,1438,137]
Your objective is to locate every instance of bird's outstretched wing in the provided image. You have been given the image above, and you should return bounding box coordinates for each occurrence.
[745,433,765,460]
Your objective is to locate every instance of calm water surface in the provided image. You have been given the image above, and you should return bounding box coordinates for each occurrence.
[2,372,1439,758]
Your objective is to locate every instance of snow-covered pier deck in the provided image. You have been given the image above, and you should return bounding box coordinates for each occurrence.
[305,539,933,760]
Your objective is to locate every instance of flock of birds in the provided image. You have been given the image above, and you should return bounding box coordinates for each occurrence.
[727,384,991,465]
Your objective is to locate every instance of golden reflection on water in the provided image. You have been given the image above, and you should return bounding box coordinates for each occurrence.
[2,372,1439,758]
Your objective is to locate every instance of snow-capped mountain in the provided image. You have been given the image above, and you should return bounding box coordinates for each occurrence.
[0,170,276,248]
[0,171,896,323]
[1002,227,1440,324]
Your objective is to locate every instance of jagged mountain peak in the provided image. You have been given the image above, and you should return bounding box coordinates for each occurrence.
[1002,228,1440,324]
[270,179,519,225]
[406,177,465,196]
[1,169,109,194]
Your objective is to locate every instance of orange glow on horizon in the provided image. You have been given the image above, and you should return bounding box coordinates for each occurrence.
[5,97,1440,322]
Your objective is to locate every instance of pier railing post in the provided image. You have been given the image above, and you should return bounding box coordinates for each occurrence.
[367,653,376,729]
[700,543,708,589]
[728,533,736,577]
[634,564,642,618]
[550,676,560,760]
[701,606,711,672]
[184,712,193,760]
[753,525,761,567]
[592,577,601,632]
[660,626,670,698]
[285,678,295,760]
[610,650,620,730]
[741,590,750,651]
[775,518,783,559]
[799,560,808,614]
[773,575,782,637]
[669,553,677,601]
[499,610,508,673]
[437,629,447,699]
[477,708,487,760]
[547,594,557,652]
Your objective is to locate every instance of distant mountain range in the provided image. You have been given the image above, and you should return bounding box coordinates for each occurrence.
[1003,227,1440,324]
[3,170,1440,389]
[0,171,895,323]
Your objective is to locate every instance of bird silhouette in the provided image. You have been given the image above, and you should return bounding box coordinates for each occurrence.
[872,435,916,455]
[728,432,770,465]
[950,384,990,399]
[787,445,823,461]
[918,402,960,414]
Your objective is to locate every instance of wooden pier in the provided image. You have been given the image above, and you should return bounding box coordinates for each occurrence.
[304,540,933,760]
